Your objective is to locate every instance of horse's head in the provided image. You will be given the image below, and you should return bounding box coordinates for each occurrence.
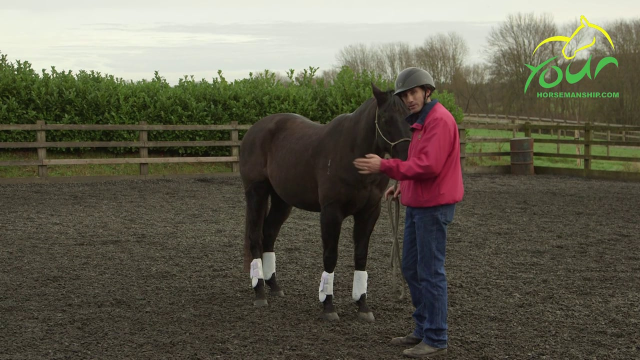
[371,82,412,161]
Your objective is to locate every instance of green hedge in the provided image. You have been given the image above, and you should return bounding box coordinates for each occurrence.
[0,52,463,156]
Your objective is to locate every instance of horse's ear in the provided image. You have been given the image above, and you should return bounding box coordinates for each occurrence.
[371,82,387,104]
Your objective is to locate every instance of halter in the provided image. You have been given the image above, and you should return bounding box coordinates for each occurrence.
[374,108,411,156]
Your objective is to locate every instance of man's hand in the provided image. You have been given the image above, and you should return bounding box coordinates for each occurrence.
[353,154,382,174]
[384,185,401,200]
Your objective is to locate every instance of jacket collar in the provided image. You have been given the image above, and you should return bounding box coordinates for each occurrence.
[405,99,439,128]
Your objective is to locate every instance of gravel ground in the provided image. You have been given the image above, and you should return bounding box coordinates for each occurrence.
[1,173,639,359]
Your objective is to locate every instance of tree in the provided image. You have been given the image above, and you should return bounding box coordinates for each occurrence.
[318,68,339,85]
[451,63,490,113]
[415,32,469,90]
[335,44,380,76]
[552,17,593,122]
[588,18,640,125]
[485,12,558,115]
[335,42,414,82]
[377,42,414,81]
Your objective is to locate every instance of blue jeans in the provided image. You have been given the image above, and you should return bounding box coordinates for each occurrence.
[402,203,456,349]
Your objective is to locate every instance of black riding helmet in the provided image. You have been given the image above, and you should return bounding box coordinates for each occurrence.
[393,67,436,96]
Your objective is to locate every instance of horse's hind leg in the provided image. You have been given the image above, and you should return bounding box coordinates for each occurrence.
[262,190,292,297]
[351,203,381,322]
[243,180,271,307]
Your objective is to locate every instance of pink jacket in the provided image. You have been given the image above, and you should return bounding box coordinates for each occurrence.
[379,100,464,208]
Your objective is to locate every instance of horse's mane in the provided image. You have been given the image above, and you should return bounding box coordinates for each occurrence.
[327,89,404,129]
[350,90,401,117]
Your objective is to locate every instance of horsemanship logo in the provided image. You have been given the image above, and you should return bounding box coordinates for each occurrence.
[524,15,619,98]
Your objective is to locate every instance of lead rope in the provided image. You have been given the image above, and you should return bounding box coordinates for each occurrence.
[388,180,405,300]
[374,108,410,301]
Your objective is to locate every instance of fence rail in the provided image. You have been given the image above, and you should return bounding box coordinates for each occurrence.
[2,117,640,182]
[0,120,247,178]
[462,113,640,141]
[458,120,640,181]
[0,123,252,131]
[463,112,638,127]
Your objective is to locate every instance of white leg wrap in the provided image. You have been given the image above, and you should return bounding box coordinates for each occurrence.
[352,270,368,302]
[262,252,275,280]
[318,271,334,302]
[250,258,263,288]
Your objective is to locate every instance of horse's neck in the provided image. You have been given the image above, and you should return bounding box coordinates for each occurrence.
[349,99,384,157]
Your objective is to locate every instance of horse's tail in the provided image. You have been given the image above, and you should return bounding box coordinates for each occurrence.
[243,200,268,272]
[239,165,270,273]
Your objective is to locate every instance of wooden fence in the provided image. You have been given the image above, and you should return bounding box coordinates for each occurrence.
[1,118,640,182]
[462,113,640,142]
[0,121,250,179]
[460,121,640,181]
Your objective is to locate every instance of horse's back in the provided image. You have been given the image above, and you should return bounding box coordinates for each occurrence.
[239,113,323,192]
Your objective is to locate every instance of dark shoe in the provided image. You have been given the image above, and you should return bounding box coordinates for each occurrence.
[402,342,447,358]
[391,333,422,346]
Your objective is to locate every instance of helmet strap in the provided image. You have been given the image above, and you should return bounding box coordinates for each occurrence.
[421,85,430,104]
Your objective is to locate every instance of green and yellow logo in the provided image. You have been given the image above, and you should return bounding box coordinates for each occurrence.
[524,15,618,94]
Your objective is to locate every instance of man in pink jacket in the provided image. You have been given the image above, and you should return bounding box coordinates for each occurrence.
[353,67,464,358]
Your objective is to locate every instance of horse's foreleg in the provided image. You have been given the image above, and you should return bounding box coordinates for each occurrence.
[352,203,382,322]
[319,204,344,321]
[244,181,271,307]
[262,190,292,297]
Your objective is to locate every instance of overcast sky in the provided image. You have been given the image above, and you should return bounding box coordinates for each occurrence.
[1,0,638,84]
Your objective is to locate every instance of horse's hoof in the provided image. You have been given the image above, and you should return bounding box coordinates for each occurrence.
[265,276,284,297]
[322,312,339,321]
[270,290,284,297]
[253,299,268,307]
[357,311,375,322]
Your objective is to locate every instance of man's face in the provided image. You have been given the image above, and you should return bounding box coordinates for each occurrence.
[399,87,429,114]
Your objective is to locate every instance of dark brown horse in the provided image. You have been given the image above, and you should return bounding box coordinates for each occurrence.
[240,83,411,321]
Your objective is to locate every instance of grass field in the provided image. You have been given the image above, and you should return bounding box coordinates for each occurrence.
[1,128,639,178]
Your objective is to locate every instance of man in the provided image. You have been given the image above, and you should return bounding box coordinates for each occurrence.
[353,67,464,358]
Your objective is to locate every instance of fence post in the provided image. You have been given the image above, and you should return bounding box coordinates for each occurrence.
[139,121,148,176]
[607,130,611,157]
[459,128,466,173]
[584,123,591,171]
[524,122,532,138]
[231,121,239,173]
[36,120,47,178]
[557,128,561,154]
[574,129,581,167]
